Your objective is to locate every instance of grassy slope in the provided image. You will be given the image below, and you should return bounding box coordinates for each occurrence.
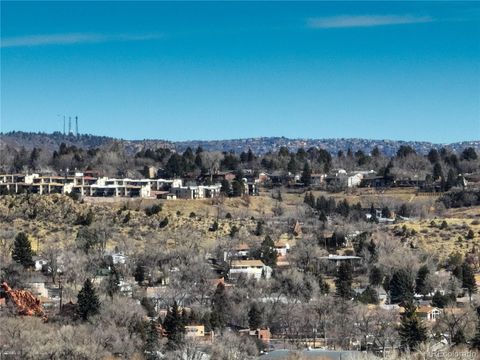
[1,189,478,261]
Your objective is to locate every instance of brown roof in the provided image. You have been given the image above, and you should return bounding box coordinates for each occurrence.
[234,243,251,251]
[417,306,439,314]
[231,260,265,267]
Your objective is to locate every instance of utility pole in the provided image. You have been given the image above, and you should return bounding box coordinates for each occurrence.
[75,116,79,137]
[68,117,72,135]
[63,115,66,135]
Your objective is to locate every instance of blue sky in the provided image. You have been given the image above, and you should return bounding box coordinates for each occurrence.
[1,1,479,142]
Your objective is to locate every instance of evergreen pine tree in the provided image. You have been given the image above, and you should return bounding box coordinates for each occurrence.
[287,155,298,173]
[12,232,34,268]
[316,195,327,212]
[431,290,449,308]
[399,300,427,352]
[255,220,264,236]
[327,197,336,214]
[445,169,457,190]
[371,146,381,157]
[471,308,480,350]
[389,269,414,304]
[194,152,203,169]
[357,286,379,305]
[301,162,312,186]
[144,320,160,360]
[303,192,315,208]
[428,149,440,164]
[415,265,431,296]
[335,262,353,299]
[231,179,245,197]
[336,199,350,217]
[106,264,120,298]
[211,283,229,330]
[247,148,255,162]
[248,302,263,329]
[367,239,377,262]
[461,262,477,300]
[369,266,383,287]
[433,162,443,181]
[77,278,100,320]
[220,179,231,196]
[163,301,185,349]
[134,262,145,284]
[318,211,327,223]
[259,235,278,268]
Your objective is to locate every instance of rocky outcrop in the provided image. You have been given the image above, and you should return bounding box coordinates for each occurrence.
[1,282,46,320]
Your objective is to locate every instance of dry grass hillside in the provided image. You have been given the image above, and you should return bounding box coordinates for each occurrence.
[0,189,478,262]
[0,192,299,257]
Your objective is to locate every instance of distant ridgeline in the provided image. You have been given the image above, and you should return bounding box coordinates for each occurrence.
[1,131,479,156]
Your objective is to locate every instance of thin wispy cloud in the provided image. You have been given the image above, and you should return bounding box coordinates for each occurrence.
[1,33,162,48]
[307,15,434,29]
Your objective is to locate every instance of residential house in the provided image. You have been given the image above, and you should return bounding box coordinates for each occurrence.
[26,279,49,299]
[417,306,442,321]
[225,243,251,260]
[171,184,222,199]
[238,327,271,344]
[319,254,362,268]
[229,260,272,280]
[326,170,375,188]
[111,253,127,265]
[274,240,290,257]
[185,325,205,338]
[310,173,326,186]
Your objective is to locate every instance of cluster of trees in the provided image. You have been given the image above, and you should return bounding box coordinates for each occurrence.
[304,192,364,221]
[439,189,480,209]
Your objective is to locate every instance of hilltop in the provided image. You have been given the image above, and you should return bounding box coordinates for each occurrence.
[1,131,479,156]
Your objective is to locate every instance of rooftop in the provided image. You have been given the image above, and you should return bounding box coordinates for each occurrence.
[231,260,265,267]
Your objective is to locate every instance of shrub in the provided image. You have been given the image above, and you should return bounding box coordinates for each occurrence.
[467,229,475,240]
[229,225,239,238]
[209,221,219,232]
[75,210,94,226]
[189,212,196,218]
[68,191,80,201]
[159,217,169,228]
[145,204,162,217]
